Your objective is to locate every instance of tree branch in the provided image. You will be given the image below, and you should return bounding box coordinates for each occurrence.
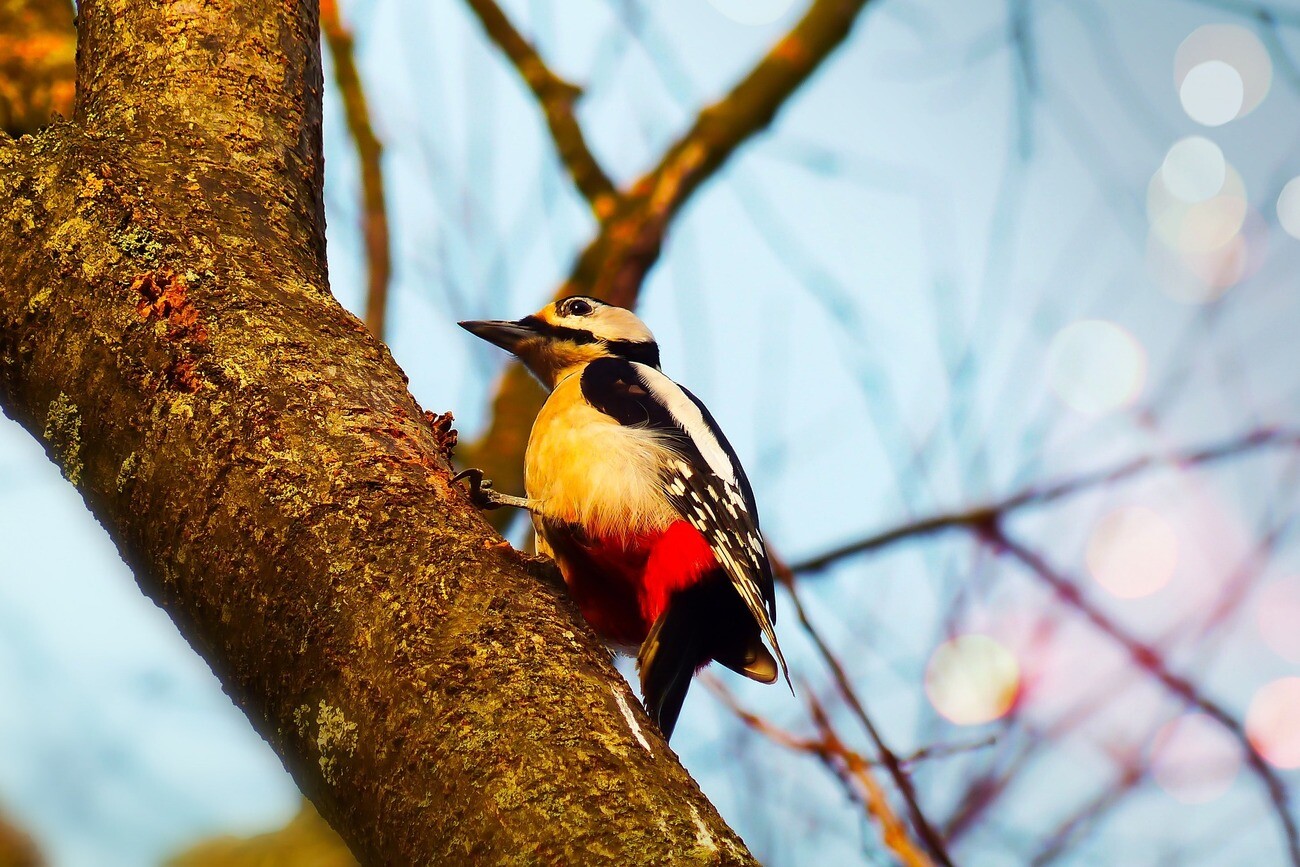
[462,0,618,219]
[463,0,874,519]
[565,0,872,309]
[791,428,1300,576]
[0,1,757,862]
[770,557,957,867]
[981,526,1300,865]
[710,675,993,866]
[708,677,933,867]
[320,0,393,339]
[0,807,41,867]
[0,0,75,138]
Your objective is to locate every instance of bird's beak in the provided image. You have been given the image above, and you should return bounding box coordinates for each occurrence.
[458,319,538,354]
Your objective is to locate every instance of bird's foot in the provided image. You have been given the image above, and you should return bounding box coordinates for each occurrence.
[453,468,503,510]
[453,468,533,512]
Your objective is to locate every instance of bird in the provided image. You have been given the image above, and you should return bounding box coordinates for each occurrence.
[456,295,788,741]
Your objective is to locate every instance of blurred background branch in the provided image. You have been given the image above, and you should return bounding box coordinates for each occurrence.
[5,0,1300,864]
[0,0,74,137]
[0,808,42,867]
[463,0,618,217]
[166,801,354,867]
[707,677,935,867]
[982,524,1300,863]
[792,428,1300,576]
[320,0,393,337]
[461,0,874,517]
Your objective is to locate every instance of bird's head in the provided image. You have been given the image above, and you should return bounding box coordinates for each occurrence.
[459,296,660,388]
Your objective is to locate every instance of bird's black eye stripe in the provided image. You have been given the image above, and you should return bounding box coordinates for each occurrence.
[518,315,597,344]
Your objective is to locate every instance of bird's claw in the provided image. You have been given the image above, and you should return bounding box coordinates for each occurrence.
[453,467,504,510]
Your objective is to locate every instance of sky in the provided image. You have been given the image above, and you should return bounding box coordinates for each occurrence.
[2,0,1300,864]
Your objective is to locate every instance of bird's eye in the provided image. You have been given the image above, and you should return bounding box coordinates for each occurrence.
[563,298,594,317]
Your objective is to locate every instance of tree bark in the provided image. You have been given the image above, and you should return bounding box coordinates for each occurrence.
[0,1,756,863]
[0,808,42,867]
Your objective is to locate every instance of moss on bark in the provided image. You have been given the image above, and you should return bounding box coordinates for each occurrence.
[0,1,757,864]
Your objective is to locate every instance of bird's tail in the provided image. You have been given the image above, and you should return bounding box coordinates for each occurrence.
[638,577,774,740]
[637,595,703,742]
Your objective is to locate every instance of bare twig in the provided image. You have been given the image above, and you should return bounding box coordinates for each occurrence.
[898,734,998,770]
[462,0,618,218]
[810,697,936,867]
[462,0,875,515]
[707,677,935,867]
[321,0,392,338]
[982,525,1300,866]
[791,428,1300,576]
[709,675,994,771]
[708,675,827,754]
[565,0,873,308]
[770,556,958,867]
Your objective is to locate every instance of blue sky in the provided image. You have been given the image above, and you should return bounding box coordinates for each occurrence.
[3,0,1300,864]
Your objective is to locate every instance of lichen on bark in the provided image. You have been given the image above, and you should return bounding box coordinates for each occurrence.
[41,392,81,484]
[0,1,758,864]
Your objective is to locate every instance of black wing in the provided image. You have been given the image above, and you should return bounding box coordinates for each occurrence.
[581,357,787,681]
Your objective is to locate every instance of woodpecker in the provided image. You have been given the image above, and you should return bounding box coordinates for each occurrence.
[457,296,789,740]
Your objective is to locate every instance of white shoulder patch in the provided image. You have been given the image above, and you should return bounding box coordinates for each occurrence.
[630,363,736,484]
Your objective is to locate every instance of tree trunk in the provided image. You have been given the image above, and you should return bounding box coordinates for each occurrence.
[0,808,42,867]
[0,1,756,863]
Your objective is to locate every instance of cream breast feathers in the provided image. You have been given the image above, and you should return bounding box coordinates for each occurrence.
[524,373,678,538]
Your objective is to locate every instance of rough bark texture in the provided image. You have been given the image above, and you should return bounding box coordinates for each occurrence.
[0,1,756,864]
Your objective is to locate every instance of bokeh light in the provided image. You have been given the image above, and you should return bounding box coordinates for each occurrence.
[1160,136,1225,203]
[1148,160,1247,255]
[1147,145,1263,303]
[1247,678,1300,769]
[1150,713,1242,804]
[1086,505,1179,599]
[1277,177,1300,240]
[1256,579,1300,663]
[706,0,797,25]
[1180,61,1243,126]
[1175,24,1273,121]
[925,635,1020,726]
[1183,208,1266,286]
[1045,320,1146,416]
